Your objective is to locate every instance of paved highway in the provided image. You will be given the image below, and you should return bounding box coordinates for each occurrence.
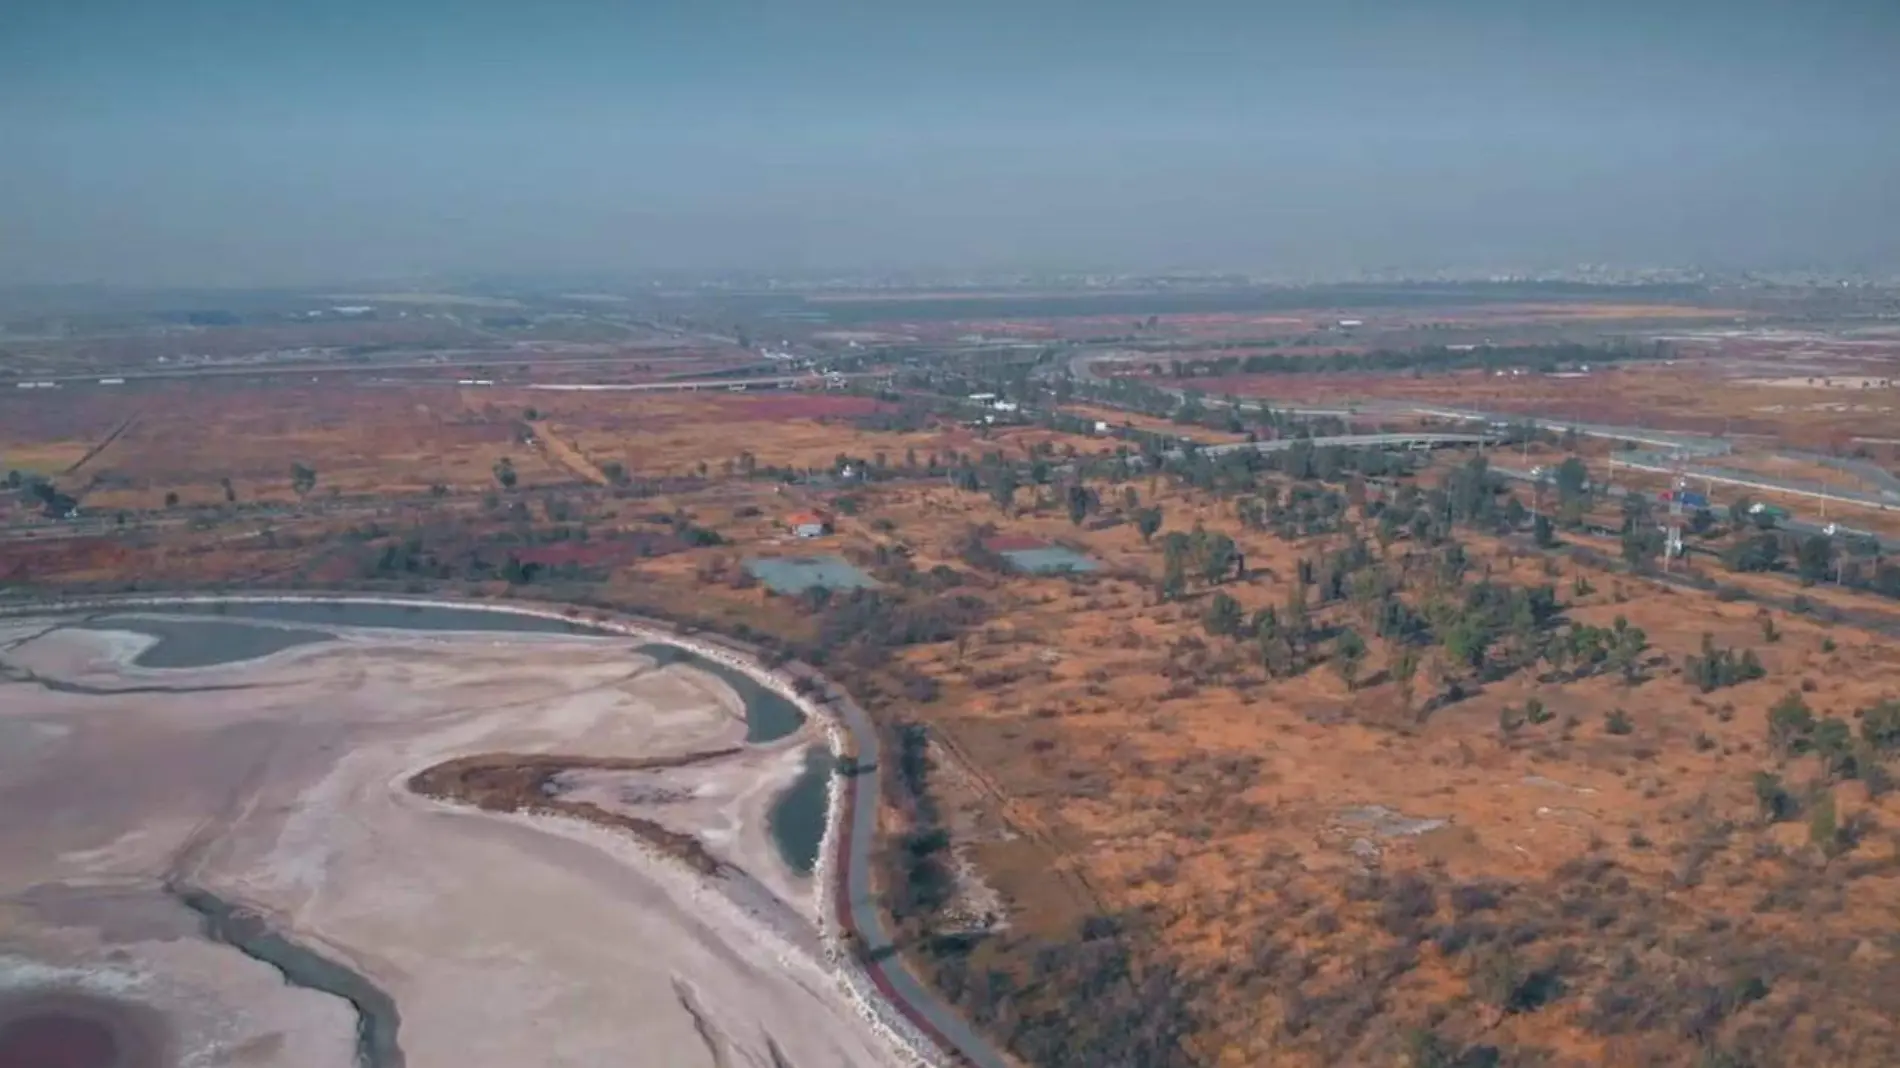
[1197,432,1495,457]
[1057,343,1898,541]
[1613,450,1900,513]
[1403,405,1731,455]
[1489,462,1899,554]
[524,375,832,392]
[813,681,1015,1068]
[1059,345,1734,454]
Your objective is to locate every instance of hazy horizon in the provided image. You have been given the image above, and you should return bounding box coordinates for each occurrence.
[4,0,1897,287]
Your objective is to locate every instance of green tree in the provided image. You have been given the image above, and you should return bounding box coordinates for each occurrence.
[1808,790,1848,861]
[1283,583,1311,652]
[1724,532,1782,573]
[1160,533,1190,601]
[1333,628,1367,690]
[988,469,1019,513]
[1394,647,1421,711]
[492,457,518,489]
[1812,717,1859,780]
[290,462,318,497]
[1541,631,1571,679]
[1796,534,1835,585]
[1620,522,1663,570]
[1861,699,1900,752]
[1767,691,1816,754]
[1470,944,1527,1013]
[1065,483,1096,526]
[1532,513,1556,548]
[1136,506,1164,544]
[1554,456,1589,502]
[1442,614,1489,675]
[1752,771,1795,822]
[1203,591,1244,638]
[1404,1029,1474,1068]
[1198,530,1239,586]
[1607,616,1648,683]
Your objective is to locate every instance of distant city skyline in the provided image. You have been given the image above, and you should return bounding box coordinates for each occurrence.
[3,0,1897,286]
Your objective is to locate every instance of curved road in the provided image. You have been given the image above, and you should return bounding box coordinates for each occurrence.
[813,679,1015,1068]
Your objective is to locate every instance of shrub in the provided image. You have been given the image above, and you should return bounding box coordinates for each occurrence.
[1683,633,1765,693]
[1605,708,1634,735]
[1861,699,1900,752]
[1752,771,1795,822]
[1766,692,1816,755]
[1808,790,1850,860]
[1378,873,1439,941]
[1810,717,1859,780]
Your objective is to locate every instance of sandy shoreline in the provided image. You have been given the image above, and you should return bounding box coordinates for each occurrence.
[0,595,949,1068]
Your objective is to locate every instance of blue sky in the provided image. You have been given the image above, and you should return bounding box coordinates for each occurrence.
[3,0,1896,284]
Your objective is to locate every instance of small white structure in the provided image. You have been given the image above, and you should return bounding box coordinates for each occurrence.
[788,511,830,538]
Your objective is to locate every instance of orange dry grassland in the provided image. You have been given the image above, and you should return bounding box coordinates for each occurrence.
[9,388,1900,1068]
[0,383,579,511]
[711,479,1900,1068]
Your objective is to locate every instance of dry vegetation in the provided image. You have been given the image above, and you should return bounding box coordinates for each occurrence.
[409,749,740,876]
[9,371,1900,1068]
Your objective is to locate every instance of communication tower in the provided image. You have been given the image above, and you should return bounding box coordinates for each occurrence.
[1661,458,1688,571]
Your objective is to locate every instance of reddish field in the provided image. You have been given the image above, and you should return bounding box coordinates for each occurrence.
[509,536,686,568]
[714,394,892,421]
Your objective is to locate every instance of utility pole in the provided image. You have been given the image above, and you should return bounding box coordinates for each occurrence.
[1662,458,1687,574]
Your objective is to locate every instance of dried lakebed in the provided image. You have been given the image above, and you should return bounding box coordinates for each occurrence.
[0,600,919,1068]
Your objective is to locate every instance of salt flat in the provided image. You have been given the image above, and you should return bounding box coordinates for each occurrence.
[0,618,903,1068]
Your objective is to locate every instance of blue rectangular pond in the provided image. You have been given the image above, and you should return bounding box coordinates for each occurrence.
[1000,546,1100,574]
[743,555,878,594]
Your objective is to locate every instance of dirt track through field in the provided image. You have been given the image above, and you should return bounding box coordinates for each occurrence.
[534,425,611,485]
[64,414,139,475]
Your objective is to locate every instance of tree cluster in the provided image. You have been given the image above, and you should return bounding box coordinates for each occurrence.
[1683,633,1766,693]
